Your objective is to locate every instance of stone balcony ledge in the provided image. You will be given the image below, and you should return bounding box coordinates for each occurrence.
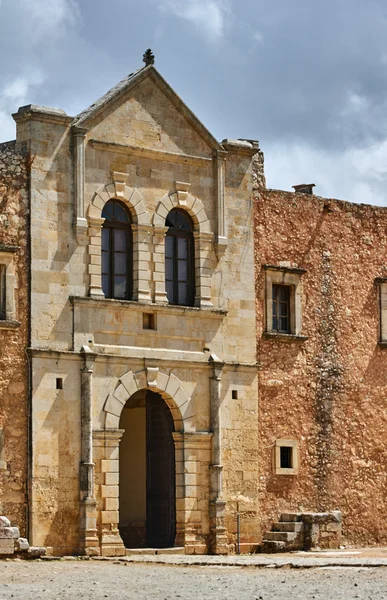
[70,296,228,319]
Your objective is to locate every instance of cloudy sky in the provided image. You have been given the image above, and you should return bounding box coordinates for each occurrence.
[1,0,387,204]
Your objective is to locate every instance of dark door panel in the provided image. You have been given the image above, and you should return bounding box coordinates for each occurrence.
[146,391,176,547]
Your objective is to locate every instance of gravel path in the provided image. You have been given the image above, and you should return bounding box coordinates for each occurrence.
[0,561,387,599]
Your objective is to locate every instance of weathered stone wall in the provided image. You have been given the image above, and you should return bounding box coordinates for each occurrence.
[0,140,29,534]
[255,186,387,546]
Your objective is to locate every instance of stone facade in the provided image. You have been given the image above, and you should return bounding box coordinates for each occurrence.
[255,185,387,546]
[11,65,259,556]
[0,141,29,535]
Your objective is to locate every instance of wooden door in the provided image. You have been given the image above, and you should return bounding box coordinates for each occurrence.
[146,391,176,547]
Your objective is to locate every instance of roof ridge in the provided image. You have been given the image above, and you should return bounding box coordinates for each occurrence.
[72,66,147,126]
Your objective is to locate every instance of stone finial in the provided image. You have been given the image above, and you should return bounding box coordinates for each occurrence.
[143,49,155,67]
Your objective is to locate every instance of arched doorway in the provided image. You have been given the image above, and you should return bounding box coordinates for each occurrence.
[118,389,176,548]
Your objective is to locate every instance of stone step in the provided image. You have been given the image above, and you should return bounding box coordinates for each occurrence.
[125,547,185,556]
[279,512,303,522]
[263,531,297,543]
[261,540,287,553]
[272,521,304,533]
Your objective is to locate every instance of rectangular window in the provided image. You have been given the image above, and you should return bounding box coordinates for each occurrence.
[272,284,290,333]
[0,265,6,320]
[143,313,156,330]
[280,446,293,469]
[274,439,299,475]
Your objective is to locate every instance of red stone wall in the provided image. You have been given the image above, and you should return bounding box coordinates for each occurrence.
[255,186,387,545]
[0,141,29,533]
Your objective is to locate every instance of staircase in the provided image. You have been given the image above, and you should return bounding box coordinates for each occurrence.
[262,513,305,553]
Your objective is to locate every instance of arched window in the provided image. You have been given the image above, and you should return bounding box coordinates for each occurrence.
[101,200,132,300]
[165,208,195,306]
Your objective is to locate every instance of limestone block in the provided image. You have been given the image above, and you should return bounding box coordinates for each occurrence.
[101,511,119,524]
[134,370,147,390]
[0,538,14,554]
[120,371,138,398]
[104,498,119,511]
[104,446,119,460]
[93,195,105,211]
[101,459,119,473]
[156,371,169,391]
[105,413,120,429]
[101,485,119,498]
[0,516,11,529]
[0,526,20,539]
[174,387,190,408]
[181,401,195,421]
[112,382,129,407]
[105,472,119,486]
[104,395,124,418]
[15,537,30,551]
[166,373,181,399]
[27,547,46,557]
[146,367,159,388]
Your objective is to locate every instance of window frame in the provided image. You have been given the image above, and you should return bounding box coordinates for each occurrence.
[165,208,195,307]
[0,264,6,320]
[264,265,306,338]
[0,248,18,325]
[101,200,133,301]
[376,278,387,345]
[274,439,299,475]
[272,283,291,334]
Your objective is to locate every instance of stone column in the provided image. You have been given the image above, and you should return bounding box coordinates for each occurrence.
[79,346,99,556]
[209,355,228,554]
[153,226,169,304]
[132,224,152,302]
[73,126,88,243]
[93,429,126,557]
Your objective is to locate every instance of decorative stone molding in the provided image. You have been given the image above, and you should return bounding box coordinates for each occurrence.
[111,171,129,199]
[86,181,151,299]
[153,192,211,233]
[88,182,150,225]
[175,181,191,205]
[102,368,194,432]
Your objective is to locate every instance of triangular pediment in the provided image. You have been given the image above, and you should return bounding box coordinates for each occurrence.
[73,65,223,157]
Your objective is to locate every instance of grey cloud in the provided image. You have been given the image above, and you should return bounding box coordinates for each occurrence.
[1,0,387,203]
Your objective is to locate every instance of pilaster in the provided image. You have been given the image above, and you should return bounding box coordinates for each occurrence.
[88,217,105,297]
[194,232,214,308]
[214,149,228,254]
[73,126,88,243]
[209,355,228,554]
[79,347,99,555]
[93,429,126,557]
[153,226,169,304]
[132,224,152,302]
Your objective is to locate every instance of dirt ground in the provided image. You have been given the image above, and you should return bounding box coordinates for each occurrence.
[0,560,387,600]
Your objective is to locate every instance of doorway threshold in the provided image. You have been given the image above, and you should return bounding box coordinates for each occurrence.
[125,547,185,556]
